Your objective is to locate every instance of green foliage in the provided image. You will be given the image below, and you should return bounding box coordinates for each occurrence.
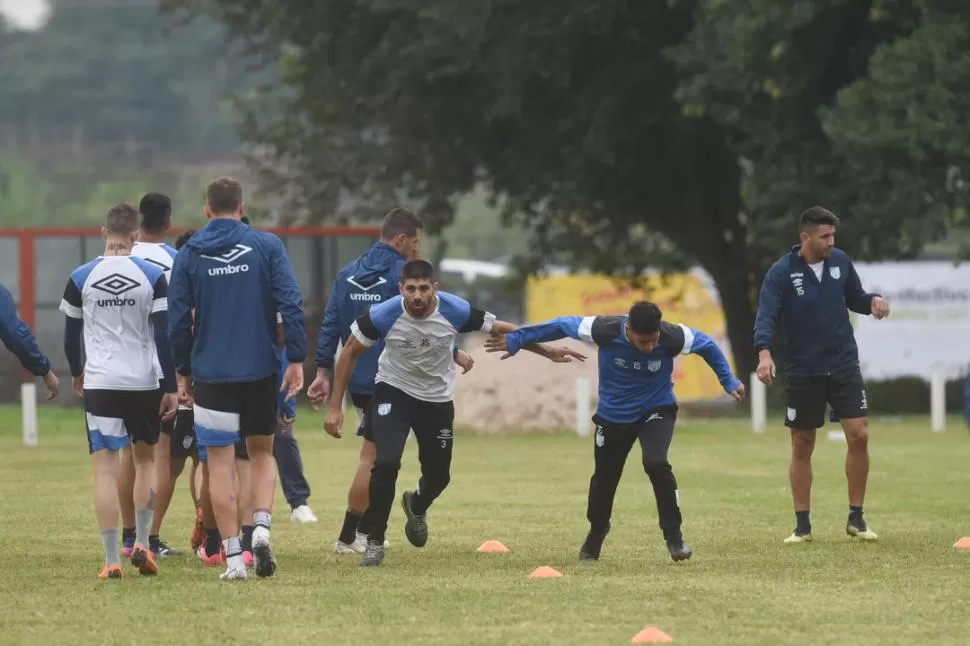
[0,156,55,226]
[165,0,970,380]
[0,0,244,155]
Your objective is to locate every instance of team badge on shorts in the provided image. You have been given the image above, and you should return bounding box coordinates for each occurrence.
[595,425,605,447]
[183,435,193,450]
[378,403,392,416]
[787,407,797,421]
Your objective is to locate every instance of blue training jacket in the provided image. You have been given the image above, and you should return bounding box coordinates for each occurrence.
[505,316,741,425]
[753,245,878,377]
[315,241,406,396]
[0,281,51,376]
[168,218,306,384]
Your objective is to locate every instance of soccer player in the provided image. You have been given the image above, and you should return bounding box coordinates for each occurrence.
[0,281,59,399]
[485,301,744,562]
[308,207,424,553]
[324,259,582,567]
[123,192,199,558]
[754,206,890,544]
[168,177,306,581]
[59,202,179,579]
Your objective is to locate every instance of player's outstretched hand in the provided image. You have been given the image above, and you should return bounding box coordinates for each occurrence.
[307,369,331,409]
[281,362,304,402]
[547,347,587,363]
[871,296,891,320]
[72,374,84,398]
[159,393,179,421]
[484,335,512,359]
[42,370,59,400]
[324,406,344,439]
[730,383,746,402]
[455,350,475,374]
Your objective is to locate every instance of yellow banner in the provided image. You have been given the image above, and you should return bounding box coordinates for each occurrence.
[526,273,735,401]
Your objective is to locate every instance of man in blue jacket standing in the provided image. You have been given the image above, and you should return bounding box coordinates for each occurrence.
[0,281,59,399]
[754,206,890,545]
[309,207,431,553]
[168,176,306,581]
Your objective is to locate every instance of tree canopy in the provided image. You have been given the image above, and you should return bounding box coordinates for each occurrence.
[165,0,970,377]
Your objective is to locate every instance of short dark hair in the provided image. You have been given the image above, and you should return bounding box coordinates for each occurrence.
[381,207,423,240]
[628,301,663,334]
[800,206,839,230]
[174,229,196,250]
[105,202,140,236]
[400,259,435,283]
[206,176,243,215]
[138,192,172,234]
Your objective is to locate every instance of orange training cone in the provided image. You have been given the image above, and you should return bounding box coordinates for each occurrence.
[953,537,970,549]
[527,566,563,579]
[631,626,673,644]
[477,540,510,553]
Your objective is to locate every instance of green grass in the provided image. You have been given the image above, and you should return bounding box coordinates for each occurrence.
[1,408,969,645]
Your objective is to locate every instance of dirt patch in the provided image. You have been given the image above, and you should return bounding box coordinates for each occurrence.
[453,335,598,433]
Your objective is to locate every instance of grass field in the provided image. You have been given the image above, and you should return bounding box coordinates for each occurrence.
[1,407,969,646]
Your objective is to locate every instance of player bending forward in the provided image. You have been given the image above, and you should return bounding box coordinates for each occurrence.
[486,301,744,563]
[324,259,583,567]
[60,202,179,579]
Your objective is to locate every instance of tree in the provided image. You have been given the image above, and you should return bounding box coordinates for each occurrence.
[822,3,970,255]
[0,0,242,155]
[164,0,967,379]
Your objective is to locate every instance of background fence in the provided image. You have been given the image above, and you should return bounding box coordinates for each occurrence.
[0,226,380,405]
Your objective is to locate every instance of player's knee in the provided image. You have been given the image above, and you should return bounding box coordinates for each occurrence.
[641,459,669,477]
[843,420,869,450]
[373,458,401,480]
[790,431,815,460]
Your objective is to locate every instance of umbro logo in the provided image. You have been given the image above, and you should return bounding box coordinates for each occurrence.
[347,275,387,291]
[201,244,252,264]
[202,244,252,276]
[92,273,140,296]
[91,273,140,306]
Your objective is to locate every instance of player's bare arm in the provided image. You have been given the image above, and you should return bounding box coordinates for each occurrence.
[323,335,369,439]
[488,320,586,363]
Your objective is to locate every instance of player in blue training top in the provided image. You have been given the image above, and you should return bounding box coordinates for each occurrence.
[0,281,59,399]
[486,301,744,563]
[754,206,889,544]
[168,177,306,581]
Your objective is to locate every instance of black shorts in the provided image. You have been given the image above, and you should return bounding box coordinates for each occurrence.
[363,382,452,445]
[351,392,371,438]
[84,388,161,454]
[784,368,868,430]
[193,375,278,448]
[168,408,198,459]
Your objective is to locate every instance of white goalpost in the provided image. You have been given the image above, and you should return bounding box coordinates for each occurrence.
[22,381,38,447]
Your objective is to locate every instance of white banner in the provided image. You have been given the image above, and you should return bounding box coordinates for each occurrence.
[853,261,970,380]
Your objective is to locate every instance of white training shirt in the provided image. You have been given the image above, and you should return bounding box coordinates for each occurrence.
[350,292,495,403]
[59,255,168,391]
[132,241,178,387]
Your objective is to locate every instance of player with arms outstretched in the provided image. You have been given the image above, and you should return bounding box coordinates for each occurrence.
[324,259,583,567]
[486,301,744,563]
